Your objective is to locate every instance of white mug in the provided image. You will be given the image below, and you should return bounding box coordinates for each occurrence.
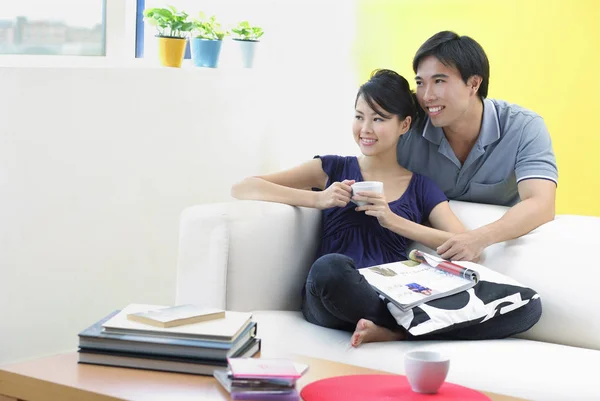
[404,350,450,394]
[350,181,383,206]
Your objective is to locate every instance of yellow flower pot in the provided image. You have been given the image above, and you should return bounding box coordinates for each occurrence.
[158,37,187,68]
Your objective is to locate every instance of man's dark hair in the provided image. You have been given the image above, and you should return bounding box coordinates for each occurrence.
[413,31,490,99]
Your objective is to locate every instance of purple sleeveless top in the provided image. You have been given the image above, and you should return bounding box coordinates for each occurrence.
[315,155,448,268]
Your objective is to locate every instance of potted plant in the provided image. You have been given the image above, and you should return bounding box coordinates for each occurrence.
[230,20,264,68]
[143,6,193,68]
[190,13,226,68]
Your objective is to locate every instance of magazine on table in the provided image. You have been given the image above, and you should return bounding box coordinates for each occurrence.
[358,249,480,312]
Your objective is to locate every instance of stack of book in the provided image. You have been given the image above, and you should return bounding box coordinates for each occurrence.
[77,304,260,375]
[214,358,309,400]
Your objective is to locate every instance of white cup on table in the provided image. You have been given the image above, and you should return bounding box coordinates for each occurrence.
[404,350,450,394]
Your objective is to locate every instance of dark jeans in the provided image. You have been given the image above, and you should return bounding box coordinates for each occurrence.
[301,254,399,332]
[301,253,542,341]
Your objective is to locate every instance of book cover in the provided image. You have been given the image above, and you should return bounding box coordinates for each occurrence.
[214,369,296,393]
[79,310,258,360]
[78,338,261,376]
[359,250,479,312]
[214,363,309,392]
[228,358,303,379]
[102,304,253,342]
[127,304,226,328]
[231,389,299,401]
[214,365,307,401]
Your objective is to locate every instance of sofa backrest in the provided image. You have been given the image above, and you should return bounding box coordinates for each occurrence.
[225,203,321,311]
[176,201,321,312]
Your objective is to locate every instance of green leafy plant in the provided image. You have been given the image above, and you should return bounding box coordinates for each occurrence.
[231,21,264,41]
[191,13,226,41]
[143,6,193,38]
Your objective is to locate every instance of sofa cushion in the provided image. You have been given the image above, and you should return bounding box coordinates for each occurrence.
[386,260,540,337]
[254,310,600,401]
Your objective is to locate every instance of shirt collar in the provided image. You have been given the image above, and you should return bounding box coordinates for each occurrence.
[421,98,501,147]
[478,98,501,147]
[421,118,444,145]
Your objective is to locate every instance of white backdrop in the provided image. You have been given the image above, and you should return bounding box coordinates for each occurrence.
[0,0,360,365]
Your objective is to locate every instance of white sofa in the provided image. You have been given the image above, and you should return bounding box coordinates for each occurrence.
[175,200,600,401]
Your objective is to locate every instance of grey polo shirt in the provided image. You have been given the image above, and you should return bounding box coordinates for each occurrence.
[397,98,558,206]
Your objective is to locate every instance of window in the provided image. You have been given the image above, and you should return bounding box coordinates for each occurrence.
[0,0,106,56]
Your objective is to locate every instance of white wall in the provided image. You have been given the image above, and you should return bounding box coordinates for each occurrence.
[0,1,358,365]
[0,66,260,364]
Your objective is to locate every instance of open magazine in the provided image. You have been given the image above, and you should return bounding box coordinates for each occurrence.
[358,250,480,312]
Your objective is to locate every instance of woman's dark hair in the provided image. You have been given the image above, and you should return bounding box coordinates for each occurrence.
[355,69,422,122]
[413,31,490,99]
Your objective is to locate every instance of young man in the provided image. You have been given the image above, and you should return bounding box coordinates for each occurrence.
[397,31,558,262]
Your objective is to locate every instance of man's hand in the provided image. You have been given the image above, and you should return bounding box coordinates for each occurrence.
[354,191,396,228]
[315,180,355,210]
[437,231,487,262]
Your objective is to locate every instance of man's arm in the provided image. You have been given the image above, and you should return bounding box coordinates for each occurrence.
[437,179,556,261]
[438,114,558,261]
[381,201,466,251]
[478,179,555,243]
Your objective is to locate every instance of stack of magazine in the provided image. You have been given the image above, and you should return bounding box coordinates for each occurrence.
[77,304,260,375]
[359,250,480,312]
[214,358,309,400]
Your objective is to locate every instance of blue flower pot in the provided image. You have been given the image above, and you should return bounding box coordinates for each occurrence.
[190,38,223,68]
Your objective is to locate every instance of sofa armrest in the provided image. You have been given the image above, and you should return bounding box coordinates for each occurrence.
[448,201,600,350]
[176,200,321,312]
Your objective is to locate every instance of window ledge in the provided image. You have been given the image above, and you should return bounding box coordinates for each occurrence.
[0,55,269,72]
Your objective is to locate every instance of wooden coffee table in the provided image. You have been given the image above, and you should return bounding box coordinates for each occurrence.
[0,352,528,401]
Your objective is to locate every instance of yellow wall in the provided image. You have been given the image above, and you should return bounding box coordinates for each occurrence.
[355,0,600,216]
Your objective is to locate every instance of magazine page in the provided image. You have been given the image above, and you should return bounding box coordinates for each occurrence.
[408,250,479,281]
[358,259,476,311]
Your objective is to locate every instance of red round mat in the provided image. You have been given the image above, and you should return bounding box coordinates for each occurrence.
[300,374,491,401]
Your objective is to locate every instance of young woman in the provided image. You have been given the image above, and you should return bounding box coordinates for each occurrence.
[231,69,465,346]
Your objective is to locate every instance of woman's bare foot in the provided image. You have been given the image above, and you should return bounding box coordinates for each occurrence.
[351,318,405,347]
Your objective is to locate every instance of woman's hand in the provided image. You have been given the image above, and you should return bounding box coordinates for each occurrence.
[354,191,396,228]
[315,180,355,210]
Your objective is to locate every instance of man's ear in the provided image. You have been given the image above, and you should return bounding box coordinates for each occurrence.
[468,75,482,95]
